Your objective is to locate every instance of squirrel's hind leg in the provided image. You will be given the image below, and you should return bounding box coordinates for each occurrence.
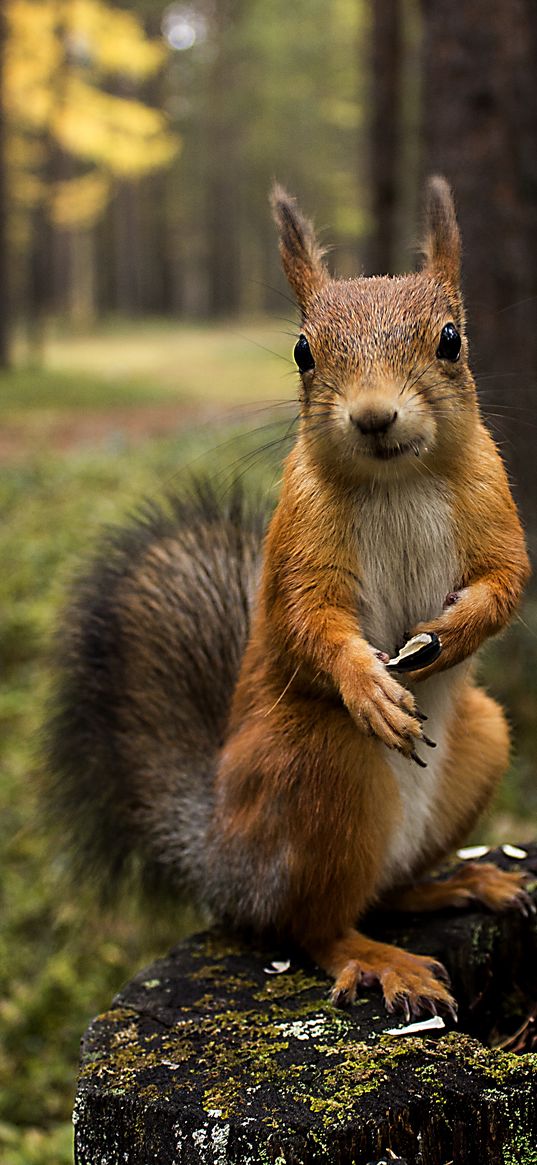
[379,684,532,915]
[382,862,533,916]
[310,928,456,1021]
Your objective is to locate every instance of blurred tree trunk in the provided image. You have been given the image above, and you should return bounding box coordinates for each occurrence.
[205,0,244,317]
[27,195,52,363]
[69,230,97,327]
[0,5,10,367]
[367,0,403,275]
[112,180,144,315]
[421,0,537,550]
[26,9,71,360]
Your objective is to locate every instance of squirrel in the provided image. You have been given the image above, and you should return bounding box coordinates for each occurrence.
[45,176,531,1021]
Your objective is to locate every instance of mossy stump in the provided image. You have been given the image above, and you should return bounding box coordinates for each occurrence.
[75,848,537,1165]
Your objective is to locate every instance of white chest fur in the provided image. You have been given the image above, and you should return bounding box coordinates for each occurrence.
[354,476,464,886]
[355,476,459,657]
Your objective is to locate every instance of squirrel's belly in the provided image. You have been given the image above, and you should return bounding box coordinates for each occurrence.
[355,478,459,657]
[353,480,463,887]
[379,665,469,888]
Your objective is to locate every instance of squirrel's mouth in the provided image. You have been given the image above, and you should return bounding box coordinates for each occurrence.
[366,438,424,461]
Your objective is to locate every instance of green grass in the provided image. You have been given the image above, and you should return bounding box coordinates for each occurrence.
[1,321,536,1163]
[0,430,291,1165]
[9,318,296,407]
[1,323,297,1164]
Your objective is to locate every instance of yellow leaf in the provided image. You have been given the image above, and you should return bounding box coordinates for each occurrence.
[5,0,179,235]
[9,168,46,209]
[49,171,111,227]
[52,77,179,177]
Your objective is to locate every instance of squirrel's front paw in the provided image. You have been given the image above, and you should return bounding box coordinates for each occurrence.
[343,663,426,763]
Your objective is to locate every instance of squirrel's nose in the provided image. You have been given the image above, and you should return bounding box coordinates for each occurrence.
[350,407,398,435]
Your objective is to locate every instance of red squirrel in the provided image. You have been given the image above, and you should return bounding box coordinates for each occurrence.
[46,177,530,1020]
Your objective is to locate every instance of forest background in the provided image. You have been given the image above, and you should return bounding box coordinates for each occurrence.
[1,2,537,1162]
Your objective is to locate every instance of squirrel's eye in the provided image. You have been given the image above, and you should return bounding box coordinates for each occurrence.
[294,334,315,373]
[436,322,461,362]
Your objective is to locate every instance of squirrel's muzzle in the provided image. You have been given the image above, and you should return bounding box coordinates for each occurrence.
[349,406,398,435]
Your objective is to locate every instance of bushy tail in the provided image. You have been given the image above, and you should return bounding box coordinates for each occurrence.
[43,482,266,908]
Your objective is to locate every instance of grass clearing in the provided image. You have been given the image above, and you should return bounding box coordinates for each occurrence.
[2,320,298,462]
[18,317,297,402]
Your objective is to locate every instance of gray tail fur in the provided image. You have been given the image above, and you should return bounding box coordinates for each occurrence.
[42,481,267,909]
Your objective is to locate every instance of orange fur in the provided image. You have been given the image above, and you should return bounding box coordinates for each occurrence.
[383,863,530,914]
[212,179,530,1019]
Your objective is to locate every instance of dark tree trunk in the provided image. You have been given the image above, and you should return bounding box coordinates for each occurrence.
[0,5,10,367]
[367,0,403,275]
[420,0,537,552]
[112,181,145,316]
[205,0,243,318]
[27,202,52,362]
[26,10,71,358]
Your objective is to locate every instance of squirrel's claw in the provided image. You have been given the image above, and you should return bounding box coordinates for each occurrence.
[385,988,457,1025]
[427,960,452,988]
[512,888,537,918]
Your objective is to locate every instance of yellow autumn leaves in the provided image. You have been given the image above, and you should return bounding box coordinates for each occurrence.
[6,0,179,232]
[54,77,177,179]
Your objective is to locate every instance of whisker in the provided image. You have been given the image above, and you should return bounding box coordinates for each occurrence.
[497,294,537,314]
[400,358,439,399]
[248,278,299,312]
[158,410,301,493]
[235,332,294,364]
[214,428,300,493]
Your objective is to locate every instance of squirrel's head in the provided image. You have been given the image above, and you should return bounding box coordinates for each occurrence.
[272,177,477,483]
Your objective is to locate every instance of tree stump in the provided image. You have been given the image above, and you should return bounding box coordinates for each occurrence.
[74,848,537,1164]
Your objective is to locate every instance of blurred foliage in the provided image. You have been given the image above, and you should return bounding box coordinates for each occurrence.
[3,0,370,335]
[480,614,537,832]
[0,323,535,1163]
[6,0,177,238]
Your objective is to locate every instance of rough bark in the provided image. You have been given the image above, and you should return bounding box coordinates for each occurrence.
[75,847,537,1164]
[420,0,537,552]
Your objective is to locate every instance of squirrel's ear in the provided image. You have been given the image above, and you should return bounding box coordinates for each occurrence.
[421,176,461,289]
[271,184,329,311]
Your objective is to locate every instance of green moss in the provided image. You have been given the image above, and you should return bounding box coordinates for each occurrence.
[193,935,253,962]
[253,968,325,1001]
[469,915,498,961]
[80,995,537,1138]
[502,1133,537,1164]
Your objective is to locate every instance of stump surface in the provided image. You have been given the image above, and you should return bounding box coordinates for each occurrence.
[75,848,537,1165]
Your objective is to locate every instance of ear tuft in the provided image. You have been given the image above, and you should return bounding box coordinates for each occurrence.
[421,175,461,289]
[270,183,329,310]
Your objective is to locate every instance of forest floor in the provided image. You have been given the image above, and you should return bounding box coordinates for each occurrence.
[1,318,294,458]
[1,319,536,1165]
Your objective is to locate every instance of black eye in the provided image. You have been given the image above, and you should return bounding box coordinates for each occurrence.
[294,334,315,373]
[436,322,461,362]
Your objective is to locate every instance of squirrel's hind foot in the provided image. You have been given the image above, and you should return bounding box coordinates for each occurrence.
[312,929,457,1022]
[385,862,535,917]
[446,861,535,917]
